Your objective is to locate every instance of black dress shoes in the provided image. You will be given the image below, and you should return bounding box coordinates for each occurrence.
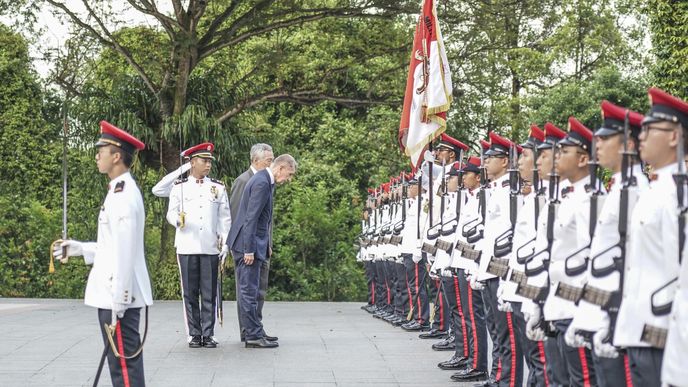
[264,334,278,342]
[432,335,456,351]
[450,368,488,382]
[391,317,408,327]
[189,335,202,348]
[202,336,218,348]
[419,328,447,339]
[401,321,430,331]
[245,338,279,348]
[437,355,468,370]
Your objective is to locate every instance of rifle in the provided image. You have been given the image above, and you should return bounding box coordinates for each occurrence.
[427,158,446,240]
[518,143,560,308]
[561,136,604,281]
[645,122,685,320]
[494,142,519,258]
[587,111,638,343]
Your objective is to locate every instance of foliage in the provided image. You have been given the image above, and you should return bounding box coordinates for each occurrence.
[647,0,688,97]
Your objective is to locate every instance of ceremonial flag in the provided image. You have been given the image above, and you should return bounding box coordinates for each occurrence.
[398,0,453,167]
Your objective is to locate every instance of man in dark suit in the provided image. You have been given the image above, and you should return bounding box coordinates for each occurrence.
[229,143,274,341]
[227,154,297,348]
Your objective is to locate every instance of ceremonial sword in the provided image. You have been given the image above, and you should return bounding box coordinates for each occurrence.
[49,111,69,272]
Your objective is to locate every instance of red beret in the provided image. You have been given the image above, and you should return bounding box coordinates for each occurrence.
[97,121,145,153]
[182,142,215,159]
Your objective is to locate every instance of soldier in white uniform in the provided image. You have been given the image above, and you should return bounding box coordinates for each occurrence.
[450,156,489,383]
[537,118,597,386]
[500,124,551,387]
[400,173,432,331]
[616,87,683,386]
[567,101,647,387]
[476,131,523,387]
[523,122,569,387]
[663,86,688,387]
[54,121,152,387]
[166,142,231,348]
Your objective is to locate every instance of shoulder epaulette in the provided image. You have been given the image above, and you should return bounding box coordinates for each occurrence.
[502,180,510,188]
[114,180,125,193]
[210,178,225,186]
[174,177,188,185]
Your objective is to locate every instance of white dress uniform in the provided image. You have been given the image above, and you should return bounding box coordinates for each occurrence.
[477,174,511,281]
[400,197,420,256]
[166,176,232,254]
[151,162,191,197]
[662,221,688,386]
[502,188,537,303]
[544,176,591,321]
[451,188,480,272]
[570,166,648,333]
[431,191,459,276]
[81,172,153,310]
[615,163,680,348]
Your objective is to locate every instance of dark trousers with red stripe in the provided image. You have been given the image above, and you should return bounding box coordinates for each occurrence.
[512,302,548,387]
[394,261,411,317]
[402,254,429,324]
[374,261,392,312]
[554,320,596,387]
[363,261,375,306]
[98,308,145,387]
[484,277,523,387]
[457,269,488,371]
[544,331,568,387]
[441,274,466,356]
[384,260,397,312]
[591,346,633,387]
[429,275,449,331]
[627,347,663,387]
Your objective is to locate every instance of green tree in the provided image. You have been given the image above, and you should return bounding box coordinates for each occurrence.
[647,0,688,97]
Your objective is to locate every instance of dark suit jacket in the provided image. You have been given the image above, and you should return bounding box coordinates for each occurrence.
[229,168,254,222]
[226,169,273,261]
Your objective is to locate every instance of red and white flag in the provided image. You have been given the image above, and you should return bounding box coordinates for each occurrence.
[398,0,453,167]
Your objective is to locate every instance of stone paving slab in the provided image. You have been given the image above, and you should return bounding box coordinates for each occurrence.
[0,299,476,386]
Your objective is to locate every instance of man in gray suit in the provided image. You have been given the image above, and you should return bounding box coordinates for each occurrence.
[229,143,274,341]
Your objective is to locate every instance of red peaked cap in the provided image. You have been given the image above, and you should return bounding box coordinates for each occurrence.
[538,122,567,150]
[437,133,469,153]
[559,117,593,153]
[521,124,545,150]
[644,87,688,128]
[461,156,481,174]
[182,142,215,159]
[485,131,512,157]
[382,183,391,193]
[597,100,644,137]
[97,121,145,153]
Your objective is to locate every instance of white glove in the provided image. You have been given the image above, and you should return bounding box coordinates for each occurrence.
[469,275,484,290]
[498,298,513,312]
[526,308,546,341]
[219,245,229,266]
[111,303,127,324]
[565,325,587,348]
[593,327,619,358]
[52,239,84,263]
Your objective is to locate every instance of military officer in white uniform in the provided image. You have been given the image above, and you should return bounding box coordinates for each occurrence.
[166,142,232,348]
[54,120,152,387]
[567,101,647,387]
[616,87,682,387]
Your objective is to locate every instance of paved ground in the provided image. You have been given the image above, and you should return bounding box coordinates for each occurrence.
[0,299,473,386]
